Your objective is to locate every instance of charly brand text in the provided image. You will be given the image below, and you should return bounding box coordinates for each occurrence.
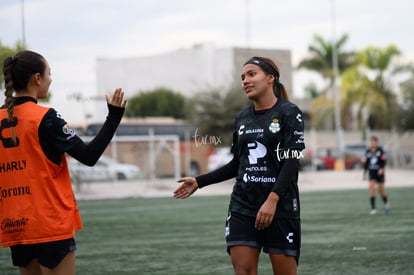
[193,128,222,147]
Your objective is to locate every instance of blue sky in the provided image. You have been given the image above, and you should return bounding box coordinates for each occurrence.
[0,0,412,123]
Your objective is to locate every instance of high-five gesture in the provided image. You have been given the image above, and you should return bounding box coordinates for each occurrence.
[105,88,127,108]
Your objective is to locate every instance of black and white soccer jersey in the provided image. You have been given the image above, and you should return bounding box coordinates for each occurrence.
[229,99,305,218]
[365,147,386,171]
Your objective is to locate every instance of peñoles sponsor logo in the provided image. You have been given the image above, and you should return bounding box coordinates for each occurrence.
[1,217,29,233]
[245,166,267,172]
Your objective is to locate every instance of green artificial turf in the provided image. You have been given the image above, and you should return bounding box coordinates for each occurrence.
[1,187,413,274]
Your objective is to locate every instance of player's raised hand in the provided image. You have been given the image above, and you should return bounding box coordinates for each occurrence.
[174,177,199,199]
[105,88,127,108]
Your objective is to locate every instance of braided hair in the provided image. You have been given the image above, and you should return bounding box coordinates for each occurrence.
[2,50,46,143]
[3,56,15,121]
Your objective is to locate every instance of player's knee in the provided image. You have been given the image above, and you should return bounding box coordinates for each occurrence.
[231,257,257,275]
[232,263,257,275]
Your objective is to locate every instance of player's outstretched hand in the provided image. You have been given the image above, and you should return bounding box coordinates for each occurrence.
[174,177,198,199]
[105,88,127,108]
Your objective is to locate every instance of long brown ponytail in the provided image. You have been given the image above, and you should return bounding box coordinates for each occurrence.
[2,51,46,144]
[2,56,18,144]
[256,57,289,101]
[3,56,15,121]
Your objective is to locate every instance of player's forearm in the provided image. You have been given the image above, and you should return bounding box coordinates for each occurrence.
[271,158,299,196]
[196,156,238,188]
[67,104,124,165]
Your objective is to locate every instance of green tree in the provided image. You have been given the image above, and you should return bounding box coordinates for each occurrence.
[0,40,25,88]
[189,83,250,145]
[303,82,320,100]
[397,63,414,130]
[297,33,355,129]
[298,33,355,94]
[125,87,188,119]
[351,45,401,129]
[340,67,387,130]
[1,40,53,103]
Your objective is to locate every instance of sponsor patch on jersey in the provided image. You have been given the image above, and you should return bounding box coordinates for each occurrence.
[247,141,267,164]
[269,119,280,133]
[243,173,276,184]
[62,124,76,140]
[245,129,264,134]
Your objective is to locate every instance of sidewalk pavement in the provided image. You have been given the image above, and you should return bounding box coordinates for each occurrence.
[73,169,414,200]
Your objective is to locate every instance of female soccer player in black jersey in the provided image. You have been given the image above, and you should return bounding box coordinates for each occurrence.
[363,135,390,215]
[174,56,305,275]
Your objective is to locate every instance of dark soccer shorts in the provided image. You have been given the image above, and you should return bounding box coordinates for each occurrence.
[225,211,300,264]
[10,238,77,269]
[368,170,385,183]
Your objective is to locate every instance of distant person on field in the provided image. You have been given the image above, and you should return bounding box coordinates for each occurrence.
[0,50,126,275]
[363,135,390,215]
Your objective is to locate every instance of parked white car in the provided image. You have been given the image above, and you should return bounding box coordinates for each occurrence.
[68,156,141,182]
[207,147,234,172]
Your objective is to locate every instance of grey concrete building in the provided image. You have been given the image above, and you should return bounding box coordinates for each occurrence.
[94,43,297,120]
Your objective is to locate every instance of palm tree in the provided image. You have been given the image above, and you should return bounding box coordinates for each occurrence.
[298,33,355,95]
[395,63,414,130]
[351,45,401,129]
[297,33,355,128]
[340,67,387,130]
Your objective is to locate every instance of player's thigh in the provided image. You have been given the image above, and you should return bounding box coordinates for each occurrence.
[19,259,42,275]
[230,246,260,275]
[369,181,376,194]
[40,251,75,275]
[378,183,386,194]
[269,253,297,275]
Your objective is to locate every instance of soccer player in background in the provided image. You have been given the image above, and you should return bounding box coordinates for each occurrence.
[174,56,305,275]
[363,135,390,215]
[1,50,126,275]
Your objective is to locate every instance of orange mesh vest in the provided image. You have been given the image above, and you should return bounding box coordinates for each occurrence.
[0,102,82,247]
